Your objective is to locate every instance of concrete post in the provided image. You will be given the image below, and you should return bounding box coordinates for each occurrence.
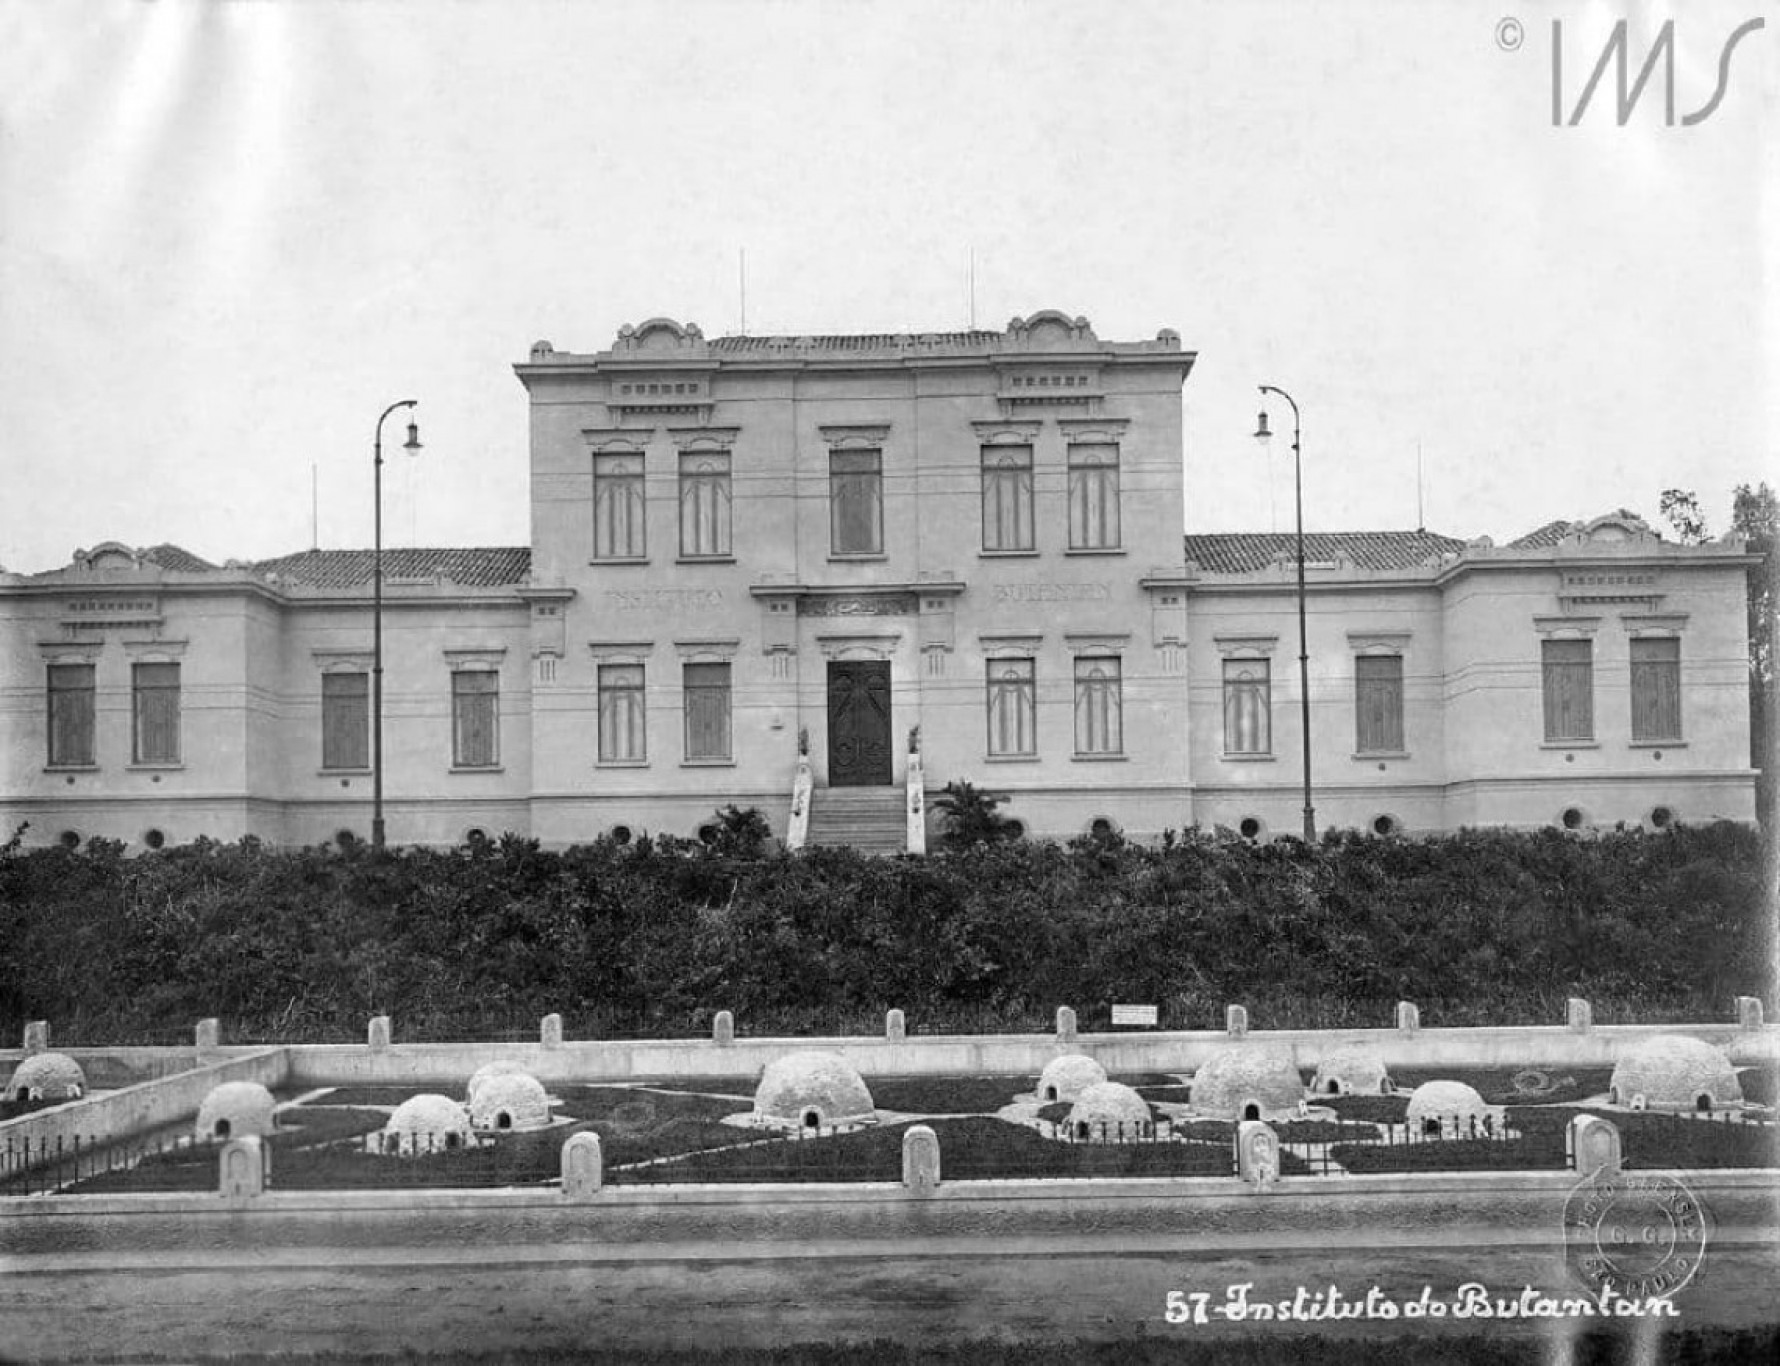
[22,1021,48,1056]
[561,1131,603,1199]
[1737,996,1764,1031]
[1567,1115,1622,1177]
[902,1124,940,1196]
[1235,1120,1280,1191]
[886,1009,906,1042]
[1055,1006,1077,1043]
[541,1013,564,1049]
[1566,998,1592,1033]
[1226,1005,1249,1038]
[219,1136,267,1198]
[368,1015,391,1051]
[713,1010,734,1045]
[1395,1001,1420,1034]
[195,1018,220,1053]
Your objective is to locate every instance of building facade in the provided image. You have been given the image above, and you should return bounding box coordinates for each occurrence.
[0,312,1758,849]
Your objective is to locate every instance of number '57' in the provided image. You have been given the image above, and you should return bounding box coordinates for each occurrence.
[1165,1291,1211,1324]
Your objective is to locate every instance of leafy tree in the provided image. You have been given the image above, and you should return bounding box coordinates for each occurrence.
[1732,482,1778,828]
[932,780,1019,850]
[1660,488,1709,544]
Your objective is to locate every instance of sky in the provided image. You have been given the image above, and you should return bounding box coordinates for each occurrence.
[0,0,1773,573]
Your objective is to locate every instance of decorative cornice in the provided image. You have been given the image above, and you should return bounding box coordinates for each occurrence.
[818,423,891,449]
[582,427,653,452]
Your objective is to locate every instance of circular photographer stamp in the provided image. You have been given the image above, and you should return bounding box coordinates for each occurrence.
[1563,1168,1711,1302]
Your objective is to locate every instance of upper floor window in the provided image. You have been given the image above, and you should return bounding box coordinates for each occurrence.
[599,663,647,763]
[679,452,732,558]
[1541,639,1594,742]
[1630,637,1681,742]
[981,445,1034,552]
[132,662,181,765]
[1073,656,1123,756]
[1067,443,1120,550]
[321,672,369,771]
[829,449,883,556]
[985,658,1037,757]
[683,662,732,761]
[451,670,500,768]
[1223,658,1270,755]
[47,663,95,767]
[1355,655,1404,753]
[593,453,646,559]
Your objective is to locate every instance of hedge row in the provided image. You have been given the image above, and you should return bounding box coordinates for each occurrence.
[0,821,1768,1045]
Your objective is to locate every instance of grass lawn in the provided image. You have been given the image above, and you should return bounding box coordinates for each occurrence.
[866,1075,1038,1112]
[1322,1093,1410,1122]
[1391,1067,1614,1105]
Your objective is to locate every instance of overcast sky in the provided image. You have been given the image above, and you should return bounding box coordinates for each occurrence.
[1,0,1773,573]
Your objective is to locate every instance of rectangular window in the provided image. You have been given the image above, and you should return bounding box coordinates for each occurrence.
[1541,638,1594,741]
[47,663,95,767]
[599,663,646,762]
[1354,655,1405,753]
[980,445,1034,551]
[1630,637,1681,742]
[985,658,1037,757]
[451,671,499,768]
[131,661,181,765]
[1073,657,1123,755]
[321,672,369,770]
[683,662,732,761]
[678,452,732,558]
[1223,659,1271,755]
[1067,443,1120,549]
[829,449,883,555]
[593,453,646,559]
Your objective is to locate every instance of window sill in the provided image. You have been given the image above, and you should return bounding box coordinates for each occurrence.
[828,553,888,563]
[449,765,504,774]
[589,557,650,567]
[676,556,736,565]
[1072,752,1128,762]
[319,768,372,778]
[1221,753,1276,763]
[1540,741,1599,750]
[44,764,99,773]
[1354,751,1411,761]
[1628,740,1686,749]
[984,754,1040,764]
[127,763,184,772]
[980,549,1040,558]
[681,759,736,768]
[597,759,650,769]
[1064,547,1126,556]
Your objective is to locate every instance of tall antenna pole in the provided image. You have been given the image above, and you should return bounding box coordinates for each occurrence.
[1416,440,1425,532]
[968,247,976,329]
[311,464,319,551]
[739,248,747,335]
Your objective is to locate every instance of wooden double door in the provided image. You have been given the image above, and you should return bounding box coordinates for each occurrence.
[826,661,892,786]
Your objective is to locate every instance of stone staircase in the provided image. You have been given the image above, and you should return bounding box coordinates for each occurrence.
[802,787,908,854]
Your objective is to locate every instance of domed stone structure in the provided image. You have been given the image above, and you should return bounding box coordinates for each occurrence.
[195,1081,278,1140]
[1064,1082,1154,1142]
[1609,1035,1742,1112]
[753,1050,875,1131]
[467,1071,553,1132]
[379,1094,475,1154]
[1310,1044,1392,1097]
[1038,1053,1107,1103]
[1189,1047,1305,1120]
[466,1060,527,1103]
[5,1052,86,1102]
[1406,1081,1490,1138]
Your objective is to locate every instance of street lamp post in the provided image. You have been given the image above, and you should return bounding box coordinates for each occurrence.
[372,400,422,849]
[1252,386,1316,843]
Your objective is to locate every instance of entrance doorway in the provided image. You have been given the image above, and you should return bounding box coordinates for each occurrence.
[826,661,892,786]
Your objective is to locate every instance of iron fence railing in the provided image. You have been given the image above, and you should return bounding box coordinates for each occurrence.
[1,1130,225,1196]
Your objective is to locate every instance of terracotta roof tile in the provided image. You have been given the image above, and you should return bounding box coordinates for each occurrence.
[140,544,219,572]
[251,547,531,589]
[709,331,1004,352]
[1183,530,1467,574]
[1507,519,1577,549]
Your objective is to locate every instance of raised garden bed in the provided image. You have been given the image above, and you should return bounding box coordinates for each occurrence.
[1390,1067,1613,1106]
[866,1076,1039,1113]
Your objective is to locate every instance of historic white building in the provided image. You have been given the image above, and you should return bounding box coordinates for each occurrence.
[0,312,1758,849]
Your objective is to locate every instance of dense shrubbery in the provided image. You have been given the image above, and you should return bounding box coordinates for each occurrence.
[0,821,1767,1045]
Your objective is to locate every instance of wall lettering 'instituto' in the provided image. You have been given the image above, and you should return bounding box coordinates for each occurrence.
[994,582,1112,604]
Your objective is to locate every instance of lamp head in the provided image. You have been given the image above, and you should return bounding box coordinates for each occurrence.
[403,419,422,457]
[1252,410,1273,446]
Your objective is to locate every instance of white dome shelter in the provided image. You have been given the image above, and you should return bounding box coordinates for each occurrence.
[465,1059,528,1103]
[195,1081,278,1140]
[1064,1082,1154,1142]
[1406,1081,1491,1138]
[468,1071,553,1132]
[1038,1054,1108,1104]
[5,1052,86,1102]
[1310,1044,1392,1097]
[1189,1047,1305,1121]
[1609,1035,1743,1112]
[379,1094,475,1154]
[753,1050,875,1131]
